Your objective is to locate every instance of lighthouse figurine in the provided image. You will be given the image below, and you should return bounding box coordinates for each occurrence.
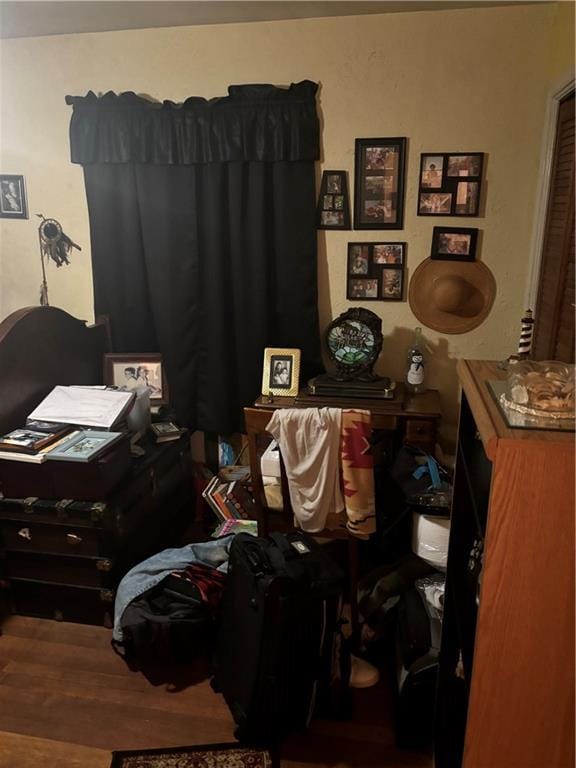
[516,309,535,359]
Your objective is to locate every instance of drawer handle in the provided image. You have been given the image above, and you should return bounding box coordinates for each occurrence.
[18,527,32,541]
[66,533,83,546]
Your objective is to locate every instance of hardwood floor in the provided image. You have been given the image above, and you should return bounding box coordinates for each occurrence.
[0,616,432,768]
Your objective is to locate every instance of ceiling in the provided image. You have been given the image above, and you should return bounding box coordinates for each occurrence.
[0,1,545,40]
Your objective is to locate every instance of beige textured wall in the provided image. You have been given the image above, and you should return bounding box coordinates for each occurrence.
[0,3,574,441]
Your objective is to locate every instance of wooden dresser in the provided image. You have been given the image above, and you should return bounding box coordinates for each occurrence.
[0,306,196,628]
[0,434,194,627]
[435,360,574,768]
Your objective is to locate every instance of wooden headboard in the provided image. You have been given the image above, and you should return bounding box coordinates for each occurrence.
[0,306,110,435]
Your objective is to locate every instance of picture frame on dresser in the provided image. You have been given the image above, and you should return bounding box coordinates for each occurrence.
[104,353,169,406]
[261,347,301,398]
[354,137,407,229]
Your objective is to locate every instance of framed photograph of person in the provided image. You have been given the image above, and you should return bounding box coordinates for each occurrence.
[316,170,351,230]
[418,192,453,215]
[447,153,483,178]
[103,353,169,406]
[347,277,380,301]
[354,138,406,229]
[417,152,483,217]
[372,242,405,266]
[381,268,404,301]
[261,348,301,398]
[431,226,479,262]
[420,155,444,189]
[0,174,28,219]
[348,244,370,275]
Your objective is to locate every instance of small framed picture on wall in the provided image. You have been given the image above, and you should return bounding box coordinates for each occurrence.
[0,175,28,219]
[317,170,351,230]
[431,226,479,261]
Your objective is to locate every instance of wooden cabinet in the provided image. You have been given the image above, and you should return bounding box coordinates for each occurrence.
[0,435,195,627]
[435,360,574,768]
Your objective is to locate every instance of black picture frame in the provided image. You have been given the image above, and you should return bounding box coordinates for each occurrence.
[431,226,479,262]
[346,241,406,301]
[317,170,351,230]
[418,153,483,217]
[354,138,406,229]
[0,174,28,219]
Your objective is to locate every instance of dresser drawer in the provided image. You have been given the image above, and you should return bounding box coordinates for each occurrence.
[405,419,436,445]
[5,550,114,588]
[9,577,114,627]
[1,519,102,557]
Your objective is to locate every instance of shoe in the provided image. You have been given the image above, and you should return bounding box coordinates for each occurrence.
[349,654,379,688]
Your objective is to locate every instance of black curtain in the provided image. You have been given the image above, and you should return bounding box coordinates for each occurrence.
[66,82,322,434]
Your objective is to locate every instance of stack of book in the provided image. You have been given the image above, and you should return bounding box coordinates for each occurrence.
[0,422,125,464]
[202,476,257,523]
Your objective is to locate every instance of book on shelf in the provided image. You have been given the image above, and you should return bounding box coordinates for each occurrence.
[150,421,184,443]
[218,464,251,483]
[201,475,257,523]
[202,476,227,522]
[226,480,257,520]
[0,424,72,455]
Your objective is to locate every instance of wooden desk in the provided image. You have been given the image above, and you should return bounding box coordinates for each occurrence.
[246,388,442,524]
[244,389,442,630]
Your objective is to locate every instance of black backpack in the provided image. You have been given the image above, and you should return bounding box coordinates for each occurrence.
[112,564,226,672]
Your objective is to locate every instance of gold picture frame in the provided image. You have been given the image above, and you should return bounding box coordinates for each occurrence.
[261,348,301,398]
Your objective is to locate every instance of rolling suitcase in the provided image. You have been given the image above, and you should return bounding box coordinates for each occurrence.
[213,531,346,742]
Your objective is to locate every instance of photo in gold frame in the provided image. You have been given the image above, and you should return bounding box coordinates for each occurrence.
[261,348,301,397]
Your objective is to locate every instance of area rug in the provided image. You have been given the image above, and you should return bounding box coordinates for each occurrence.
[110,742,277,768]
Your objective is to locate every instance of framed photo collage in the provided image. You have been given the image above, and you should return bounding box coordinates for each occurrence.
[347,242,405,301]
[317,145,484,302]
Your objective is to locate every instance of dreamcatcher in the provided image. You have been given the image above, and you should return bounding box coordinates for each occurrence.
[37,214,81,306]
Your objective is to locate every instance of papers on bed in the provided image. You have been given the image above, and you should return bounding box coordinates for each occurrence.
[27,385,135,430]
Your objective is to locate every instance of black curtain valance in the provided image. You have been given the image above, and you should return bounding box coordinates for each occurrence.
[66,81,320,165]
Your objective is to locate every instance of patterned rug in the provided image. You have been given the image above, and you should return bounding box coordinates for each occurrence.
[110,743,276,768]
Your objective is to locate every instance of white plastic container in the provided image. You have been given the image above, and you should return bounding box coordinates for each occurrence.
[260,439,281,478]
[412,512,451,571]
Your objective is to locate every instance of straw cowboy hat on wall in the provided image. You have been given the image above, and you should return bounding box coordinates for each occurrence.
[408,258,496,334]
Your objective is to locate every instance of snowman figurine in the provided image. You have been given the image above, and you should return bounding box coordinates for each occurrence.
[406,328,425,393]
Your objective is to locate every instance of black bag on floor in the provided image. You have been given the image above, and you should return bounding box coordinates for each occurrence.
[113,564,226,669]
[394,584,442,748]
[213,531,348,742]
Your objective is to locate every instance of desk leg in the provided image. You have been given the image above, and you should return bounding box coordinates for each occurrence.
[247,429,267,537]
[348,536,359,634]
